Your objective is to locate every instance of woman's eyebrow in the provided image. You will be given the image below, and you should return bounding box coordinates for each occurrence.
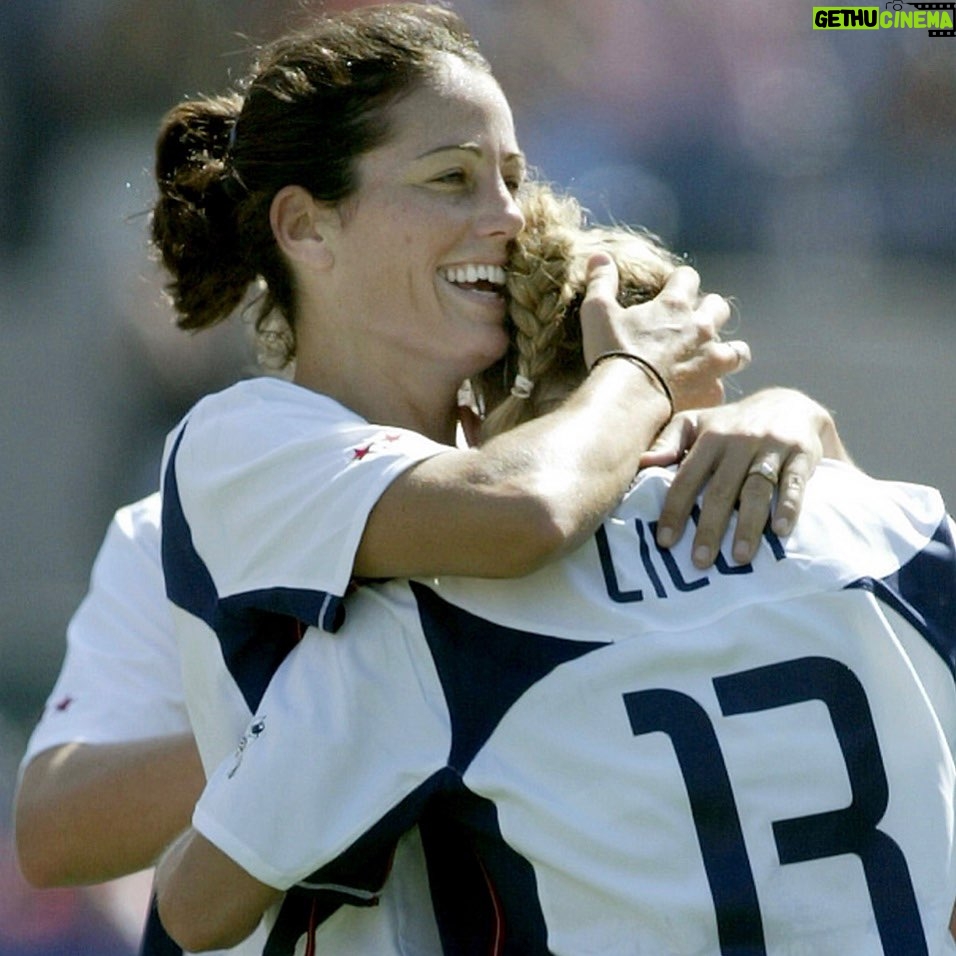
[414,143,527,168]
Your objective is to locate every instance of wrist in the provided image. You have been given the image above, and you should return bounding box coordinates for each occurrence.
[589,350,674,417]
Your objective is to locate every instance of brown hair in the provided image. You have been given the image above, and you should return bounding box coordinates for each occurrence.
[474,182,682,438]
[150,3,491,366]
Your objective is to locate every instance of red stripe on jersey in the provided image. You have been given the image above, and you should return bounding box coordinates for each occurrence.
[304,898,318,956]
[476,855,506,956]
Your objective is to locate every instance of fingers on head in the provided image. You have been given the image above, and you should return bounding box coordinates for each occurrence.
[724,339,751,372]
[654,266,702,313]
[698,292,731,332]
[583,253,618,298]
[705,337,751,378]
[688,294,734,361]
[661,265,702,300]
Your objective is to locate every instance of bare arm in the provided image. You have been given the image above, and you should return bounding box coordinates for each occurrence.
[14,734,203,887]
[155,828,281,952]
[356,260,741,580]
[357,358,672,578]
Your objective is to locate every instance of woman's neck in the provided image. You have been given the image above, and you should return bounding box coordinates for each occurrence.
[293,352,461,445]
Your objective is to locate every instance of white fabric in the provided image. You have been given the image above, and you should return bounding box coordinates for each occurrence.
[161,376,446,774]
[18,494,270,956]
[21,374,452,956]
[21,494,187,763]
[426,458,946,637]
[161,376,449,955]
[163,376,446,609]
[195,461,956,954]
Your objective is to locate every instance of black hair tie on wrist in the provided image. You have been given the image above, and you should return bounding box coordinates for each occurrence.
[589,350,674,416]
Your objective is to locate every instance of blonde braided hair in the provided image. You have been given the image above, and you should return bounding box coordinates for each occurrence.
[473,182,683,440]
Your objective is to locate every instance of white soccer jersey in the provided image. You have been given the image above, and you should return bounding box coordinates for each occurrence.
[193,461,956,955]
[159,376,449,955]
[18,494,272,956]
[20,494,187,762]
[159,375,447,775]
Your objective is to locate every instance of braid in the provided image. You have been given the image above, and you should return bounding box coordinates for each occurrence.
[478,184,584,436]
[474,181,682,441]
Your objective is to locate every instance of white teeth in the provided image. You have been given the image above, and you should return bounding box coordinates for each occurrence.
[441,264,506,287]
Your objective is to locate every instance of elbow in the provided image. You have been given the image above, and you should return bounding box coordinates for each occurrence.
[490,494,583,578]
[157,919,227,953]
[154,829,277,952]
[15,845,63,891]
[157,892,252,953]
[13,798,70,889]
[13,750,92,888]
[16,857,64,891]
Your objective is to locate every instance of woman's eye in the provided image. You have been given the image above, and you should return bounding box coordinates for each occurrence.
[433,170,467,186]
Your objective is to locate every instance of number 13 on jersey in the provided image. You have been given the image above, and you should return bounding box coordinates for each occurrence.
[623,656,929,955]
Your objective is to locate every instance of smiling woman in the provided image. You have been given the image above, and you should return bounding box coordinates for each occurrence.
[137,3,846,953]
[276,51,527,415]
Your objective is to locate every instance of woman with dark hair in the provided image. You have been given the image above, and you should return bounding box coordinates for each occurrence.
[18,5,847,955]
[157,180,956,956]
[152,0,825,812]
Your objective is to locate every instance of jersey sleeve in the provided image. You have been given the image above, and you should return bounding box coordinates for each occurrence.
[161,377,448,633]
[192,581,450,892]
[20,493,188,766]
[185,464,956,952]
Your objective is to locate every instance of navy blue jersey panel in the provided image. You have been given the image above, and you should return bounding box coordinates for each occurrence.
[420,795,550,956]
[161,426,343,710]
[849,515,956,680]
[410,580,607,769]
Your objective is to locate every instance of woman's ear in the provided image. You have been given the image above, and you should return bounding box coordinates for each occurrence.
[269,185,336,270]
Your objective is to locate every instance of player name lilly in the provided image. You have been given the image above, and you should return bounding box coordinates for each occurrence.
[595,513,787,605]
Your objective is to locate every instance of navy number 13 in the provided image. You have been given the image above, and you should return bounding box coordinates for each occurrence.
[622,656,927,955]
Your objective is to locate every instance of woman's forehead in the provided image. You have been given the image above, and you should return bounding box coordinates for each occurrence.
[382,56,521,159]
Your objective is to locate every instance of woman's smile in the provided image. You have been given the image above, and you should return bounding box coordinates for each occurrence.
[316,54,525,381]
[438,262,509,311]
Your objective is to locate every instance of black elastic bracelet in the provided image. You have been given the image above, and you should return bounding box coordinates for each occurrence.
[590,350,675,416]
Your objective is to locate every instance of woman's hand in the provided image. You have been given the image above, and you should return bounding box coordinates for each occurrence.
[640,388,851,568]
[580,257,751,413]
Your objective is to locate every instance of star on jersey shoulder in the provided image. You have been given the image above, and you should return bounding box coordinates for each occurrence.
[349,432,402,462]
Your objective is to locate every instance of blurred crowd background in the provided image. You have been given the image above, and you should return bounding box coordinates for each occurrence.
[1,1,953,951]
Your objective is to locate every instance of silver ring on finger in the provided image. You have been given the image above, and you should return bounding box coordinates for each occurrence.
[747,458,780,486]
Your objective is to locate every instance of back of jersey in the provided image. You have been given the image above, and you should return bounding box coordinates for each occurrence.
[423,461,956,955]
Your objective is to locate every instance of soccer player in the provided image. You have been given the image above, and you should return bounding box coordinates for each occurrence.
[14,6,852,952]
[155,185,956,955]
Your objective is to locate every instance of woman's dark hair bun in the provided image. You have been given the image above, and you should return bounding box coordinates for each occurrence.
[151,95,254,331]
